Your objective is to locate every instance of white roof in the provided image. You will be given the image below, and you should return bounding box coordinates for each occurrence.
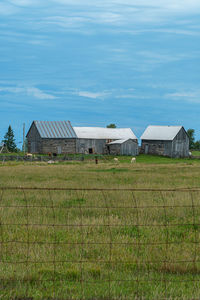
[74,127,137,140]
[140,126,183,141]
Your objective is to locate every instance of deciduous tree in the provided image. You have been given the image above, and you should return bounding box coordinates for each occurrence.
[187,129,195,149]
[106,124,117,128]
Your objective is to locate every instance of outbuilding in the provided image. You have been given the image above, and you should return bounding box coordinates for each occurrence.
[26,121,77,154]
[140,125,189,158]
[107,139,138,156]
[74,127,138,155]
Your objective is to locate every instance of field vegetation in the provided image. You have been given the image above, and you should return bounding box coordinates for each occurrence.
[1,156,200,299]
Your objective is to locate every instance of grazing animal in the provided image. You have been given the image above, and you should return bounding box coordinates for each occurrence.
[26,153,32,157]
[114,158,119,162]
[48,160,55,164]
[131,157,136,163]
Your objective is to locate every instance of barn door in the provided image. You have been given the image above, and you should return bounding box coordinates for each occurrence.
[31,142,36,153]
[145,144,149,154]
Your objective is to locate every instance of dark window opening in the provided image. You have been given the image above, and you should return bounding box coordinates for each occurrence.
[89,148,93,154]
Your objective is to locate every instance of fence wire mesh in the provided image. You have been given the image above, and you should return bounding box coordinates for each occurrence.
[0,187,200,299]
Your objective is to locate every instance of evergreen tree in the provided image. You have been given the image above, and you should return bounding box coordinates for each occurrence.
[3,125,17,152]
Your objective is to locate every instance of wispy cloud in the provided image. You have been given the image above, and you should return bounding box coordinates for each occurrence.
[166,90,200,103]
[138,51,190,63]
[75,90,109,99]
[26,87,57,99]
[1,0,200,37]
[120,28,200,36]
[0,86,57,99]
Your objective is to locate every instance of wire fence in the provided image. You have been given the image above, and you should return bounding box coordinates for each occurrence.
[0,155,85,163]
[0,187,200,299]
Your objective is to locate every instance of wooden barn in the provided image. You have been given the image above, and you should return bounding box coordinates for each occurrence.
[74,127,138,155]
[26,121,77,154]
[140,125,189,158]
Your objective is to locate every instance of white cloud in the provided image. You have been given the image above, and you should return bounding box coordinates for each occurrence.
[166,91,200,103]
[26,87,56,99]
[0,86,57,99]
[2,0,200,34]
[76,91,109,99]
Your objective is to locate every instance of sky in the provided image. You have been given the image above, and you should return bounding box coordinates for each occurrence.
[0,0,200,146]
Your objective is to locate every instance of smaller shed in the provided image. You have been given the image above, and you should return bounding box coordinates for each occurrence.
[140,125,189,158]
[107,139,138,156]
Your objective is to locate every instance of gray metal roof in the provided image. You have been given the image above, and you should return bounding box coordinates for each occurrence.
[33,121,77,138]
[74,127,137,140]
[140,125,183,141]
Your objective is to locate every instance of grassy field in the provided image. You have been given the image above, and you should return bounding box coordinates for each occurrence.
[1,156,200,299]
[191,150,200,156]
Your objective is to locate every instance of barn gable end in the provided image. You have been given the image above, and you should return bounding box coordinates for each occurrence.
[26,121,77,154]
[140,126,189,158]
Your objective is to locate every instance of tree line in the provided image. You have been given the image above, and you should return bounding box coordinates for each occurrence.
[187,129,200,150]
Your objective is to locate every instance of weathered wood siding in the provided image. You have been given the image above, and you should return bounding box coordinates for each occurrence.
[171,127,189,158]
[76,138,138,155]
[27,123,42,153]
[109,140,138,156]
[41,138,76,154]
[76,139,109,154]
[141,128,189,158]
[141,140,172,156]
[108,144,121,155]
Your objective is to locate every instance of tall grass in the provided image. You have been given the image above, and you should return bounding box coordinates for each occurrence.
[0,161,200,299]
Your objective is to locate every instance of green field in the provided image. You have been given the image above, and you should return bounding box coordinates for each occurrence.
[191,150,200,156]
[1,156,200,299]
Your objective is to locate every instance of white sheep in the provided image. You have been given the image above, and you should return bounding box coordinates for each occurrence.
[131,157,136,163]
[26,153,33,157]
[114,157,119,162]
[48,160,55,164]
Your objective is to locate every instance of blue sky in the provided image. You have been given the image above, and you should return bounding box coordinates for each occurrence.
[1,0,200,146]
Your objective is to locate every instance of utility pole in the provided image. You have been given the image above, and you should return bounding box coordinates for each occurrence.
[23,123,25,154]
